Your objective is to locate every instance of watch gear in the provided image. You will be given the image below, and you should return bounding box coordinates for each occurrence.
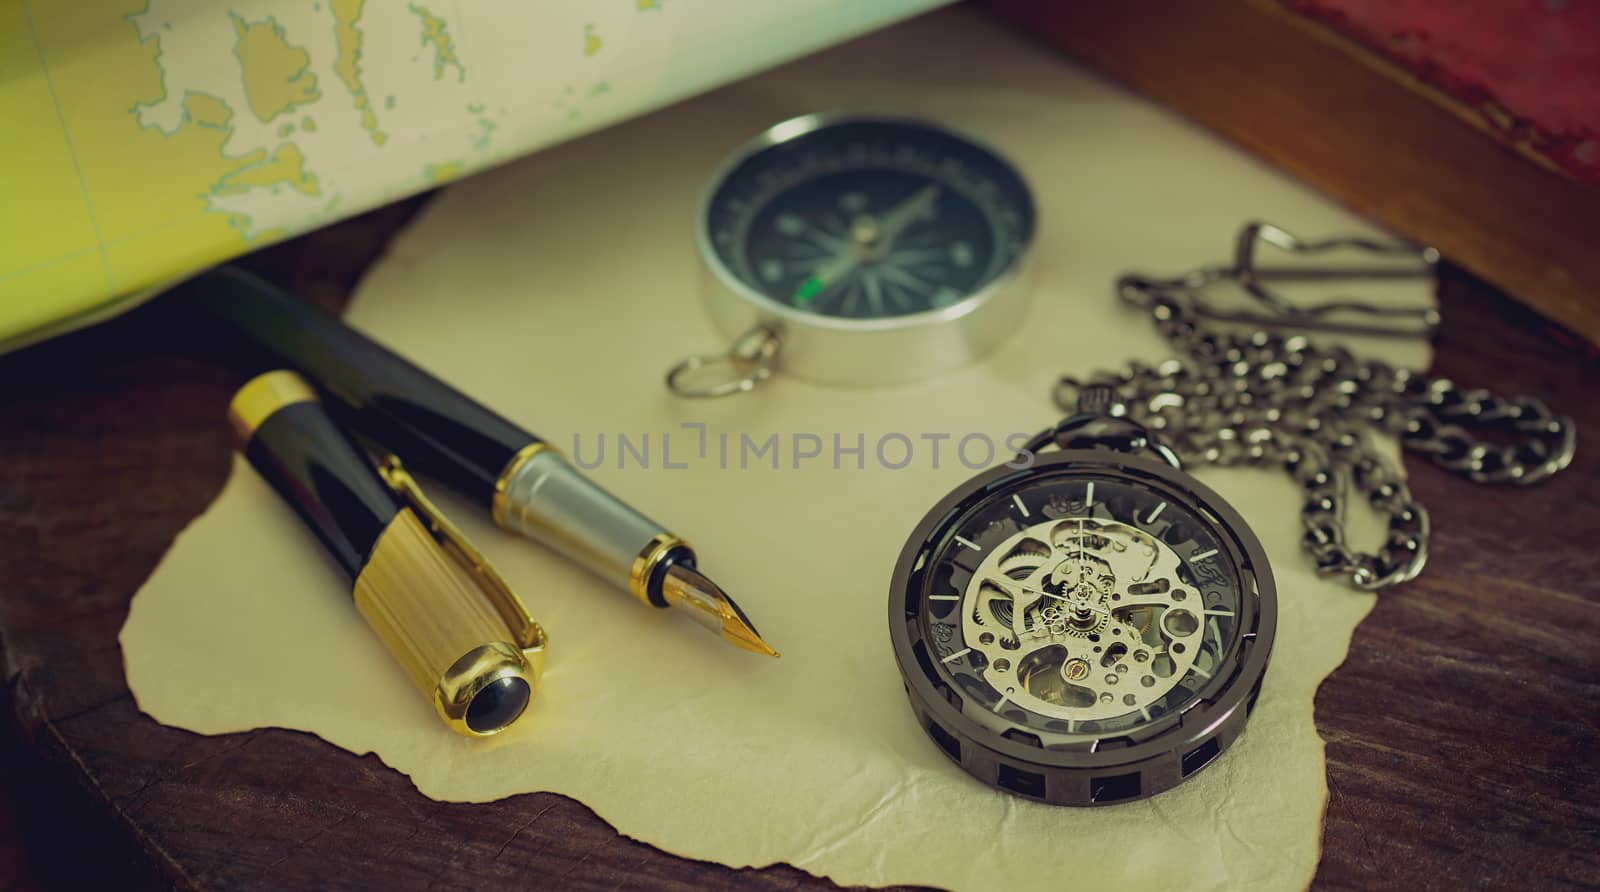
[963,518,1200,721]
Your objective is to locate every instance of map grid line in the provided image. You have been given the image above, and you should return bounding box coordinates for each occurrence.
[20,0,117,293]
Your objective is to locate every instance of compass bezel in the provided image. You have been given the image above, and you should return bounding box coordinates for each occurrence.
[695,113,1035,386]
[888,450,1277,806]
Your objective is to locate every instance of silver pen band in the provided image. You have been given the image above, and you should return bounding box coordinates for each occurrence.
[493,445,679,604]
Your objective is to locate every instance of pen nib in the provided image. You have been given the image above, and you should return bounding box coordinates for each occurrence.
[661,565,779,657]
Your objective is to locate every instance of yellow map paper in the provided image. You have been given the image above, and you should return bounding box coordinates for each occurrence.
[122,9,1432,890]
[0,0,948,351]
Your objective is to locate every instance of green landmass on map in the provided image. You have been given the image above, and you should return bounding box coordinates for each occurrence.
[214,143,321,197]
[182,92,234,130]
[473,115,496,149]
[423,160,464,185]
[231,13,321,122]
[118,12,268,249]
[409,4,464,82]
[331,0,387,146]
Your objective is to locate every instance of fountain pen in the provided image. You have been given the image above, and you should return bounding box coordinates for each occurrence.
[171,266,777,657]
[229,370,547,736]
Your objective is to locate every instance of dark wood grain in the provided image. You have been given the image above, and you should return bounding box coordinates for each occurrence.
[1313,276,1600,890]
[1,196,1596,891]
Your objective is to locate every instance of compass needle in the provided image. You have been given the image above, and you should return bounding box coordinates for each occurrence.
[678,116,1035,394]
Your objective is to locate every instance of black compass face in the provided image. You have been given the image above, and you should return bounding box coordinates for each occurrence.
[914,467,1247,740]
[702,117,1033,320]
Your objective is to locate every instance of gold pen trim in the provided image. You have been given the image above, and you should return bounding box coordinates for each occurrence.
[629,532,686,605]
[382,457,547,654]
[355,457,548,737]
[492,441,556,528]
[228,369,318,441]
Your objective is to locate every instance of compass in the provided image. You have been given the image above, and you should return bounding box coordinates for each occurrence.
[667,114,1035,396]
[888,397,1276,805]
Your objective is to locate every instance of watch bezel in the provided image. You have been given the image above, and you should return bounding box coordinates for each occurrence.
[888,449,1277,803]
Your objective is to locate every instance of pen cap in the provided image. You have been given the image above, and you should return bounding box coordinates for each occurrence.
[229,370,548,737]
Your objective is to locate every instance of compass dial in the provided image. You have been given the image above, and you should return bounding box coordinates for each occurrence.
[702,117,1033,321]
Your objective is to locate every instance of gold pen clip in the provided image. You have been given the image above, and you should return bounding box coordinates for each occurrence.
[352,454,547,736]
[377,455,548,659]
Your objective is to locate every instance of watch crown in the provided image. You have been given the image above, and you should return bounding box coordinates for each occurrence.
[1049,412,1183,470]
[1076,383,1126,418]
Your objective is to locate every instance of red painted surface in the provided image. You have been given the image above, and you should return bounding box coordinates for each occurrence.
[1287,0,1600,184]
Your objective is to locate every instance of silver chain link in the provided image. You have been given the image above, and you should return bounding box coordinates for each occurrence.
[1050,281,1577,592]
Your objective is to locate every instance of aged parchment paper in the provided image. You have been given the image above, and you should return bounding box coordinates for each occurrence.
[122,9,1431,890]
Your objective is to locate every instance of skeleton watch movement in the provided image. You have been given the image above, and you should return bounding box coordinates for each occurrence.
[888,387,1276,805]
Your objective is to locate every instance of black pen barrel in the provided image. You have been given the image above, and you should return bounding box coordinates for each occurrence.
[175,266,537,505]
[229,371,401,578]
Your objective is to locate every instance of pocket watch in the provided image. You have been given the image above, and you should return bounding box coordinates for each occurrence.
[667,114,1035,396]
[888,386,1276,806]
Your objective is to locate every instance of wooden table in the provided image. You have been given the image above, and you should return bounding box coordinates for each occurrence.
[1,196,1596,890]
